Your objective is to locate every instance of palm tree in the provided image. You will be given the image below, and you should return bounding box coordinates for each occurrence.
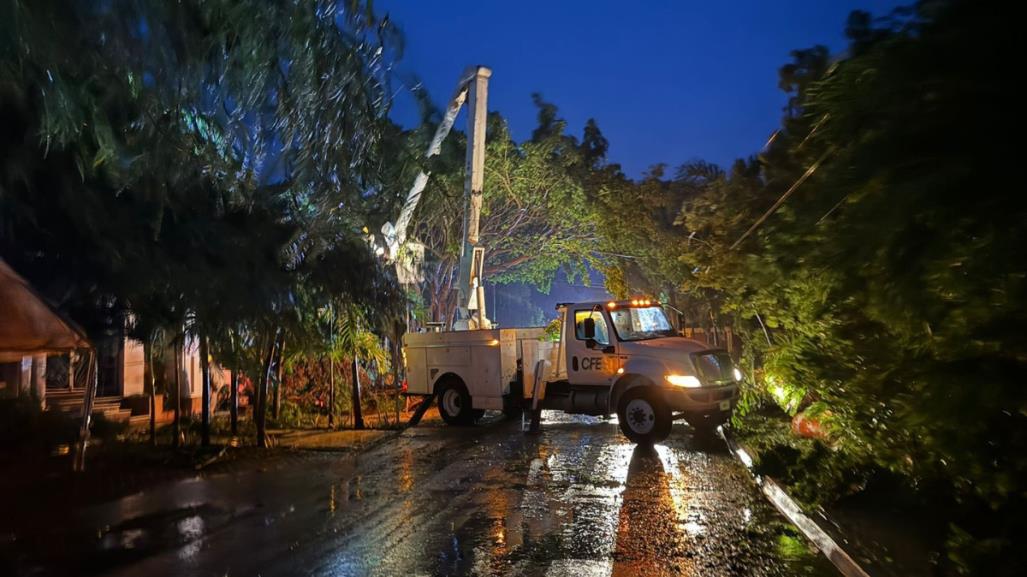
[328,304,390,430]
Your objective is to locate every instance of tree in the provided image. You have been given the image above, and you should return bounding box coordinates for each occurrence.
[1,0,404,447]
[611,2,1024,572]
[402,98,600,322]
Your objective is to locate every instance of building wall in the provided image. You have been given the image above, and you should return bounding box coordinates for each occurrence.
[122,338,145,397]
[154,337,229,417]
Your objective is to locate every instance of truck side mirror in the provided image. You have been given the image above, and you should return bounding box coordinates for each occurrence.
[583,317,596,340]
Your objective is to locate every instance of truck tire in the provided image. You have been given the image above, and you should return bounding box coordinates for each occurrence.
[437,378,474,426]
[617,387,672,445]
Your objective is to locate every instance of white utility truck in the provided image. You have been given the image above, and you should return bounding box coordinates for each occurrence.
[404,299,740,443]
[379,65,739,443]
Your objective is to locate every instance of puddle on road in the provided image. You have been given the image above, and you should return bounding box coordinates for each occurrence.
[415,419,836,577]
[96,504,230,559]
[8,418,839,577]
[3,503,239,576]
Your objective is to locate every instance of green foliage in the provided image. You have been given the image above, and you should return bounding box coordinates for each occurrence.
[1,0,404,402]
[90,413,130,441]
[274,399,308,429]
[404,97,600,319]
[735,411,876,508]
[592,2,1023,572]
[480,107,597,290]
[542,317,562,342]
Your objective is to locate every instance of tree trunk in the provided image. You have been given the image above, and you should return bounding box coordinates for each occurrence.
[73,352,98,472]
[272,339,285,420]
[351,355,364,430]
[144,339,156,446]
[328,355,335,428]
[173,339,182,448]
[230,369,239,437]
[256,330,279,448]
[200,334,211,447]
[666,285,681,331]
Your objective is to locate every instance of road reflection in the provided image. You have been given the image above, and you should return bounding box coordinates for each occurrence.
[612,444,689,577]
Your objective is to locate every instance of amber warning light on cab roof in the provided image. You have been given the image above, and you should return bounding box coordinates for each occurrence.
[606,298,658,309]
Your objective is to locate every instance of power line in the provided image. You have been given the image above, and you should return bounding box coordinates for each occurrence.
[730,147,833,250]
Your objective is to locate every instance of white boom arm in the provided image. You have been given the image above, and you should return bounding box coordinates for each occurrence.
[380,66,483,262]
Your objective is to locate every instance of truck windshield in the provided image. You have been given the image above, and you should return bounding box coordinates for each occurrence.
[610,306,676,341]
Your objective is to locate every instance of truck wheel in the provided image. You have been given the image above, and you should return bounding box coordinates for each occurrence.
[438,379,474,426]
[617,387,671,445]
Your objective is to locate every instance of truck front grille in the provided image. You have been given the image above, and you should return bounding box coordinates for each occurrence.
[686,387,735,403]
[692,351,736,386]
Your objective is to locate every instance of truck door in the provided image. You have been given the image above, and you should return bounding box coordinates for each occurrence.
[567,308,619,386]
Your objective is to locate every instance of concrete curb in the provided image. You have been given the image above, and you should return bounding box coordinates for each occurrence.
[353,429,402,454]
[268,429,401,453]
[717,426,871,577]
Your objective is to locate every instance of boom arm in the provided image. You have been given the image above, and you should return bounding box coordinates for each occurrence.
[380,66,484,262]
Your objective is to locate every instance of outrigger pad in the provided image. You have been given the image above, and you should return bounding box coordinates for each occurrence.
[406,393,435,428]
[522,408,542,434]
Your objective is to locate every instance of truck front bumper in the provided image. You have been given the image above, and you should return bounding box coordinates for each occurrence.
[662,384,738,416]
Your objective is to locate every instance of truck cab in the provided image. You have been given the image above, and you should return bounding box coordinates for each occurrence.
[556,299,741,442]
[402,298,741,444]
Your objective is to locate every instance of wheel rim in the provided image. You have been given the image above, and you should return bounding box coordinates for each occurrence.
[625,398,656,435]
[442,388,462,416]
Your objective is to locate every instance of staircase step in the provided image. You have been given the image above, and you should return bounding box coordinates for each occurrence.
[103,409,133,423]
[44,394,125,419]
[46,392,86,401]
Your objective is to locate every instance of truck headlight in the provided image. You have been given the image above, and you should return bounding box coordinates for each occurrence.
[666,374,701,388]
[733,368,743,381]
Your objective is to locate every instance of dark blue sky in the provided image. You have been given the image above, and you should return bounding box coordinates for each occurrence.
[379,0,907,177]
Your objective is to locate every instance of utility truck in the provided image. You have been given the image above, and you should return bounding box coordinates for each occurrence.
[378,65,739,443]
[404,298,740,443]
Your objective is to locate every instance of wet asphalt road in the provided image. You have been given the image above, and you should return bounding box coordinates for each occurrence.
[9,414,838,577]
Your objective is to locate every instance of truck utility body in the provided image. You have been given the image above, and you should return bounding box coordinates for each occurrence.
[404,299,741,443]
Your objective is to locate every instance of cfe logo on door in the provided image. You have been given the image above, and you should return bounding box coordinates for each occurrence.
[579,356,622,373]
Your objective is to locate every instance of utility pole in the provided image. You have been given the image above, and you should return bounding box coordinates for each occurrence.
[455,66,492,330]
